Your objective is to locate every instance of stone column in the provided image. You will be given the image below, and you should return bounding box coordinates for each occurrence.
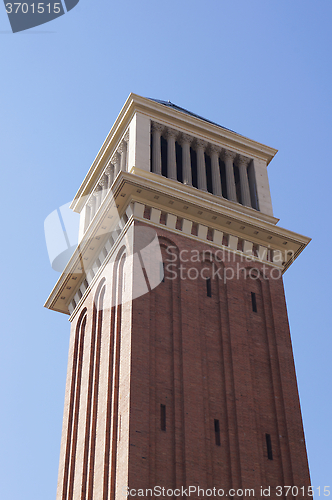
[223,150,237,202]
[112,152,121,179]
[195,139,208,191]
[105,165,114,190]
[166,128,178,180]
[119,140,128,172]
[209,144,222,197]
[87,196,96,223]
[93,185,102,212]
[237,155,252,207]
[151,122,164,175]
[179,133,193,186]
[100,174,108,201]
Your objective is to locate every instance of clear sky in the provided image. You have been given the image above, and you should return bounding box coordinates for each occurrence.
[0,1,331,499]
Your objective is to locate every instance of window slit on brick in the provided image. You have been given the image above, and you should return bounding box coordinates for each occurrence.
[251,292,257,313]
[160,404,166,431]
[214,419,221,446]
[266,433,273,460]
[206,277,212,297]
[160,262,165,283]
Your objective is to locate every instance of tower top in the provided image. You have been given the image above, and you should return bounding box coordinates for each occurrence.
[45,93,310,316]
[71,93,278,215]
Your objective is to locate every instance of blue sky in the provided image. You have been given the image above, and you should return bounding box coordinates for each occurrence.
[0,1,331,499]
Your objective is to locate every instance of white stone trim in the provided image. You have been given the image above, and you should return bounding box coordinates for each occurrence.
[258,245,268,261]
[150,208,161,224]
[66,196,284,317]
[228,235,238,251]
[130,200,284,269]
[133,202,145,218]
[182,219,193,235]
[197,224,208,240]
[243,240,253,255]
[213,230,223,245]
[166,213,177,229]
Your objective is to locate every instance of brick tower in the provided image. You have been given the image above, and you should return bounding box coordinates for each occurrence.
[45,94,311,500]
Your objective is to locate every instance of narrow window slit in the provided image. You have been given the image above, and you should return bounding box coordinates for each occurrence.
[160,404,166,431]
[206,277,212,297]
[214,419,221,446]
[251,292,257,313]
[160,262,165,283]
[266,433,273,460]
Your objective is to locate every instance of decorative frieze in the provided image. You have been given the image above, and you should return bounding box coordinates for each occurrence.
[68,197,283,316]
[132,200,278,267]
[150,208,161,224]
[182,219,193,235]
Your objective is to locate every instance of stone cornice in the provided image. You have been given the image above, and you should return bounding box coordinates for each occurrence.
[46,170,310,316]
[129,168,279,226]
[133,95,278,162]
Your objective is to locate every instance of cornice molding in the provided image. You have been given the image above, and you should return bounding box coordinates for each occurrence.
[45,170,310,316]
[132,95,278,161]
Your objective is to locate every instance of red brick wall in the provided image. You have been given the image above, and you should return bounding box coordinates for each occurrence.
[57,219,311,500]
[128,221,311,497]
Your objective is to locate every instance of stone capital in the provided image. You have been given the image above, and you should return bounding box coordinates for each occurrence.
[111,152,120,164]
[237,155,251,167]
[118,141,127,154]
[209,143,221,156]
[123,130,129,142]
[223,149,237,162]
[93,184,102,195]
[87,196,95,207]
[151,121,164,134]
[105,165,113,176]
[99,175,108,187]
[179,133,193,145]
[165,127,178,139]
[195,138,208,150]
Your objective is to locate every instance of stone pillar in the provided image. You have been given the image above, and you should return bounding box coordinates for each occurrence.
[166,128,178,181]
[119,139,128,172]
[209,144,222,197]
[100,174,108,201]
[223,150,237,202]
[237,156,252,207]
[105,165,114,190]
[87,196,96,223]
[112,152,121,179]
[151,122,164,175]
[93,185,102,212]
[195,139,208,191]
[179,133,193,186]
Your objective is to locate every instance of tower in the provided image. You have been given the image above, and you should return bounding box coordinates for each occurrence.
[45,94,311,500]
